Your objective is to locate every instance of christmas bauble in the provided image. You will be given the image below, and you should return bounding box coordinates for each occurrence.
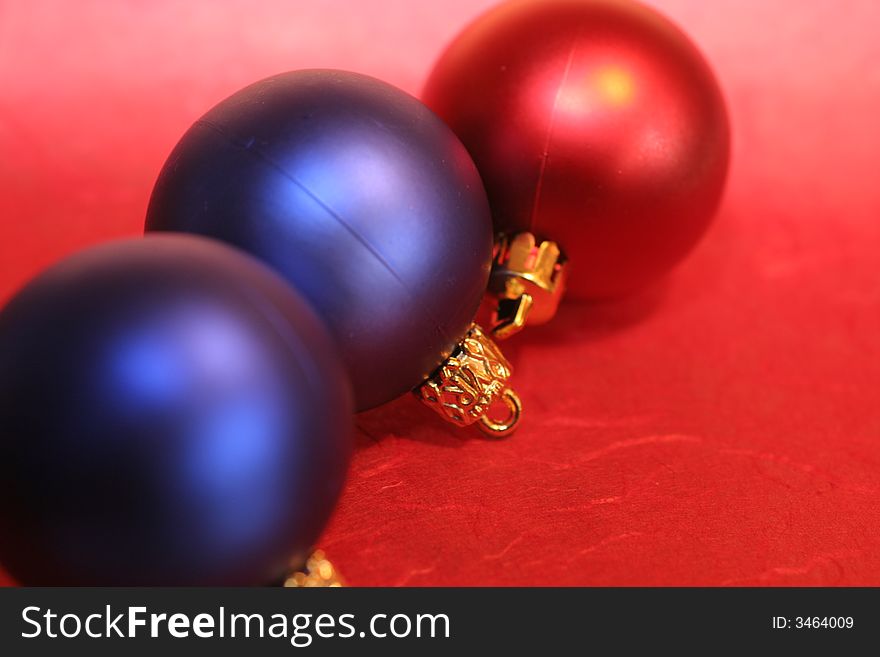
[146,69,493,411]
[423,0,730,299]
[0,236,352,585]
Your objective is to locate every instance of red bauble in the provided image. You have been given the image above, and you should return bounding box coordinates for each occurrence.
[423,0,730,299]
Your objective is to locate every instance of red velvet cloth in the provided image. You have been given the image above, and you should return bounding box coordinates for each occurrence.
[1,0,879,586]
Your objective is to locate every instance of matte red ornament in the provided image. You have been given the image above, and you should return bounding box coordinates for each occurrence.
[423,0,731,299]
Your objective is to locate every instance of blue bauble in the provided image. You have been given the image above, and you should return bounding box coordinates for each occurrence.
[0,236,352,585]
[146,69,493,411]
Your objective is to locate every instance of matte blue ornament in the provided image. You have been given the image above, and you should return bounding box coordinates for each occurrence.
[145,69,494,412]
[0,235,352,585]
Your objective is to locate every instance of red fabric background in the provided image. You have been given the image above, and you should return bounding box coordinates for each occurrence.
[1,0,879,586]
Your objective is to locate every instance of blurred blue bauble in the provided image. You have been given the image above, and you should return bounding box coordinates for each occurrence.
[146,69,493,411]
[0,235,352,585]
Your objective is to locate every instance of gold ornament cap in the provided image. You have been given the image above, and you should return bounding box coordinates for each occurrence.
[415,323,522,437]
[488,232,568,339]
[283,550,344,587]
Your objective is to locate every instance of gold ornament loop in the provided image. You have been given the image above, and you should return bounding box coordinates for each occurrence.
[488,232,568,339]
[478,388,522,437]
[283,550,344,587]
[416,323,521,437]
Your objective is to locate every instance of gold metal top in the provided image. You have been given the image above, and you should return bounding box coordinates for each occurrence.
[488,232,568,339]
[283,550,344,587]
[416,323,522,437]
